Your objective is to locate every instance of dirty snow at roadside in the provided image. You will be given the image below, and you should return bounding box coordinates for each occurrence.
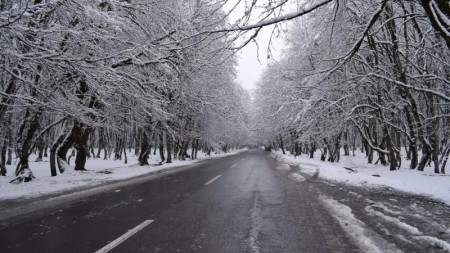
[319,195,401,253]
[273,150,450,205]
[0,149,245,200]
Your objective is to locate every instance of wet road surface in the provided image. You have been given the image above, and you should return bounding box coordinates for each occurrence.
[0,149,449,252]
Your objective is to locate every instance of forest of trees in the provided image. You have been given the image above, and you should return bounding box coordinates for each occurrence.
[253,0,449,173]
[0,0,251,182]
[1,0,449,183]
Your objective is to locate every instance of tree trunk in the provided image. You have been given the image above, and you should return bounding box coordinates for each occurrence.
[279,135,285,155]
[427,94,440,173]
[15,109,43,176]
[134,129,140,157]
[114,137,122,160]
[50,133,66,176]
[123,144,128,164]
[173,140,179,159]
[320,147,327,161]
[418,145,432,171]
[194,139,199,159]
[138,132,150,166]
[440,144,449,174]
[420,0,450,50]
[6,135,12,165]
[35,137,44,162]
[96,128,103,158]
[343,130,350,156]
[190,139,195,160]
[334,134,341,162]
[387,138,397,171]
[159,133,165,163]
[74,123,91,171]
[166,133,172,163]
[0,144,7,176]
[178,141,187,160]
[309,142,315,159]
[43,144,48,157]
[405,109,418,169]
[57,121,79,172]
[365,141,374,164]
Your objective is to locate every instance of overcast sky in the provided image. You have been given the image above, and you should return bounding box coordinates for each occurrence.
[224,1,285,92]
[235,29,274,91]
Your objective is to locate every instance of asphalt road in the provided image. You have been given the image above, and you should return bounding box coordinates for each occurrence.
[1,149,449,253]
[0,149,359,253]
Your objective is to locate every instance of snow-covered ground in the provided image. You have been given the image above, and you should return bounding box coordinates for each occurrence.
[0,149,245,200]
[320,194,450,252]
[273,150,450,205]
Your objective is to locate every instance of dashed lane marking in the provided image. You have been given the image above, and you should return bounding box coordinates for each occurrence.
[95,219,153,253]
[204,175,222,186]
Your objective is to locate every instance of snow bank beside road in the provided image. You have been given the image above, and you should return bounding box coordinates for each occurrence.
[0,149,245,200]
[274,150,450,205]
[319,195,386,253]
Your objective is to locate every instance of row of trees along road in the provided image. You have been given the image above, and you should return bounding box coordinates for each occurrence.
[1,0,449,182]
[253,0,449,173]
[0,0,251,182]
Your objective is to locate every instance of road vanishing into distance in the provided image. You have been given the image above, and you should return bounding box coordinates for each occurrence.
[1,149,449,253]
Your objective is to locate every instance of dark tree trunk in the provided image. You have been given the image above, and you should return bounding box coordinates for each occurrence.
[418,146,431,171]
[309,142,315,159]
[279,135,285,155]
[35,137,44,162]
[364,140,373,164]
[173,140,179,159]
[96,128,103,158]
[15,109,43,176]
[440,144,449,174]
[138,132,150,166]
[321,147,327,161]
[166,133,172,163]
[191,139,195,160]
[6,135,12,165]
[179,141,187,160]
[159,133,165,163]
[123,144,128,164]
[343,130,350,156]
[0,144,7,176]
[334,134,341,162]
[183,141,189,159]
[387,138,397,171]
[405,108,418,169]
[194,139,199,159]
[420,0,450,50]
[43,144,48,157]
[74,123,91,171]
[114,137,122,160]
[50,133,66,176]
[153,133,157,156]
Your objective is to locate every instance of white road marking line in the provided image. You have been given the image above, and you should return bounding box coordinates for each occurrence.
[204,175,222,186]
[231,163,238,168]
[95,220,153,253]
